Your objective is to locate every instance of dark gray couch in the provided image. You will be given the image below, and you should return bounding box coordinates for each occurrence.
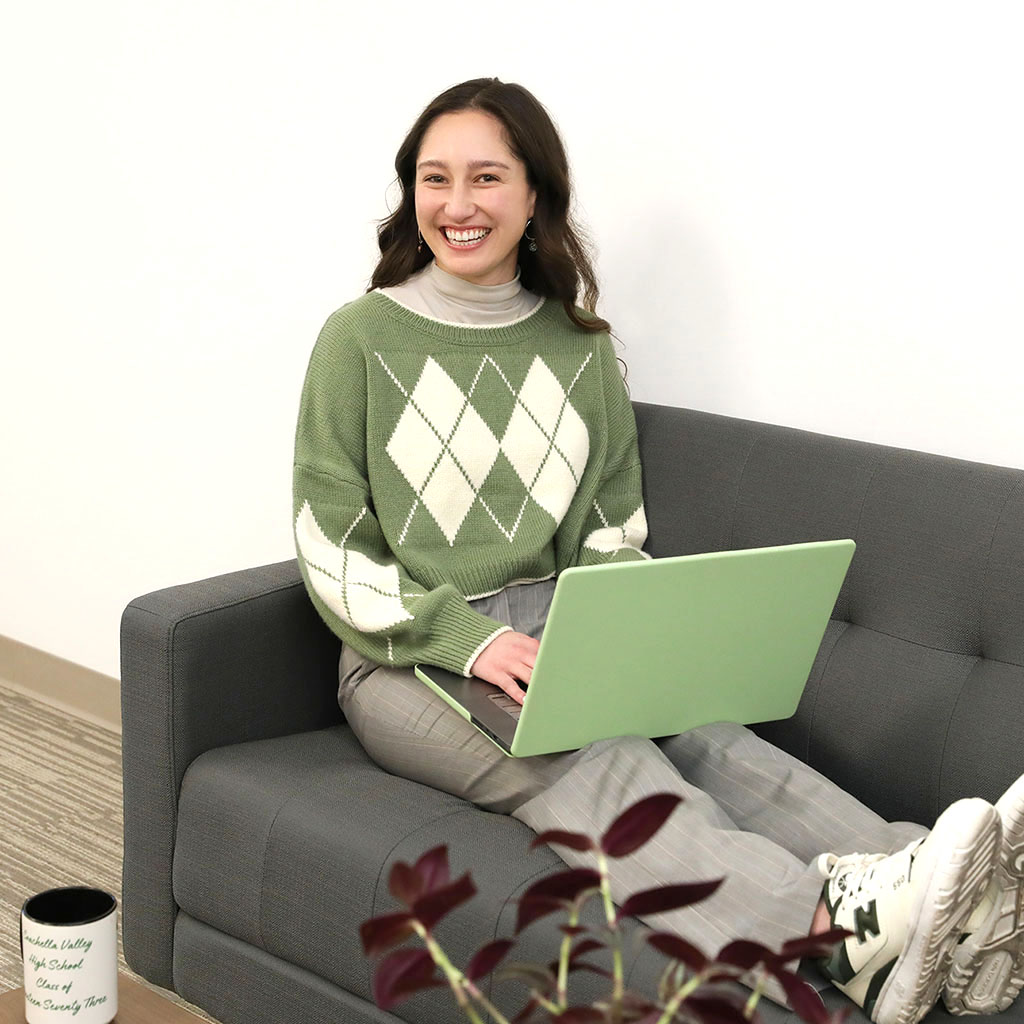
[120,402,1024,1024]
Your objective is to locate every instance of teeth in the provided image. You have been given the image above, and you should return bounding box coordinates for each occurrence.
[445,228,490,242]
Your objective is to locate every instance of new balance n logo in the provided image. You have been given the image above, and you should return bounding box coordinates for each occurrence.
[854,900,881,943]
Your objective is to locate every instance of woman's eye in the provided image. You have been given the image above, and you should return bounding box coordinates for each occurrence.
[422,174,499,184]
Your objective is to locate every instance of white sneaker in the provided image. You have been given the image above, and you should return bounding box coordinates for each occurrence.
[816,798,1000,1024]
[943,776,1024,1014]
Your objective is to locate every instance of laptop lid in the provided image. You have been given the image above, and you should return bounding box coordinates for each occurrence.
[416,539,855,758]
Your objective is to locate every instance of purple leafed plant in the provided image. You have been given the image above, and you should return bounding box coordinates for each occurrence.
[360,792,852,1024]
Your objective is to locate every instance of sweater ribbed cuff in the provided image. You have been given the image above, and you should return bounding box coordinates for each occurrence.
[463,626,513,678]
[424,599,512,678]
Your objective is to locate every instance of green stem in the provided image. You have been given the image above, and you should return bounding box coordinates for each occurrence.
[414,924,497,1024]
[462,979,515,1024]
[534,990,562,1015]
[596,852,624,1018]
[743,972,766,1019]
[557,903,580,1008]
[656,970,708,1024]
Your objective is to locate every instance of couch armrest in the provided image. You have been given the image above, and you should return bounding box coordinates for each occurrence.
[119,559,342,987]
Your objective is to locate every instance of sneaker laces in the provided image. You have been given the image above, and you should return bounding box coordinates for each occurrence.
[817,840,925,905]
[816,851,893,907]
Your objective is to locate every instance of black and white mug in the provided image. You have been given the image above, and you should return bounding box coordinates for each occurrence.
[20,887,118,1024]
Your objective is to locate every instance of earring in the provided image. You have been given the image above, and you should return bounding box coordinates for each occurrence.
[524,218,538,253]
[417,231,424,254]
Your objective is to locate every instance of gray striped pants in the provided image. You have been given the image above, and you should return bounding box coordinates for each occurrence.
[339,579,926,1002]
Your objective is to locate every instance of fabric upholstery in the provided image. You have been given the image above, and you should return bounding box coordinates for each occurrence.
[172,726,657,1017]
[121,402,1024,1024]
[633,404,1024,826]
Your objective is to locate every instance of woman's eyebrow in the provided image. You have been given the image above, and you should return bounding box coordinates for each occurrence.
[416,159,512,171]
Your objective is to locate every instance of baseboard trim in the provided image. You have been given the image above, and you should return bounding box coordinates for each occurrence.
[0,634,120,734]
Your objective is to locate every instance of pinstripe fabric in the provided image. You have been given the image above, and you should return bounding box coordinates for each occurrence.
[339,580,928,1003]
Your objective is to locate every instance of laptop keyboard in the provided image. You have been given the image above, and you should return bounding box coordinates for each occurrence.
[487,692,523,720]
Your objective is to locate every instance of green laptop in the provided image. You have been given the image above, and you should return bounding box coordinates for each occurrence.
[414,538,855,758]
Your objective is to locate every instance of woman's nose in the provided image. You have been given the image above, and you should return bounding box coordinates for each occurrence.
[445,182,476,219]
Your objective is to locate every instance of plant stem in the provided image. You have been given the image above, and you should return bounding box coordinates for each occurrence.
[655,970,708,1024]
[534,991,562,1015]
[414,923,502,1024]
[557,903,581,1008]
[596,851,624,1019]
[463,979,515,1024]
[743,972,766,1019]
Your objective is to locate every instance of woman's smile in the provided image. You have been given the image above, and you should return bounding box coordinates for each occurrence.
[441,226,492,249]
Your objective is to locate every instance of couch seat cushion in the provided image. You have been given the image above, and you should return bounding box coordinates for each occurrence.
[173,726,664,1014]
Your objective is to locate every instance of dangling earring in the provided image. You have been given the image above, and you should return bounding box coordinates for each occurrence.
[417,230,424,254]
[524,218,538,253]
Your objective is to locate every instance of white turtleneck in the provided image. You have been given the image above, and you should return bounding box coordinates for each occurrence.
[376,259,544,326]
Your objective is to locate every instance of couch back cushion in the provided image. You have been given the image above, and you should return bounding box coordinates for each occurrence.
[634,402,1024,827]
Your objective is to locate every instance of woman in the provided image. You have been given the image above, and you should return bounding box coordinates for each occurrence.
[292,77,1024,1023]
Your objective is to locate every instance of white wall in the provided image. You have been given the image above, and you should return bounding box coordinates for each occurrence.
[3,1,1022,681]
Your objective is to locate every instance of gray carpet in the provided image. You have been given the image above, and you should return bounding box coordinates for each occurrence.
[0,681,215,1019]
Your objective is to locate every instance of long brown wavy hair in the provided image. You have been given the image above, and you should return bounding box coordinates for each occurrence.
[368,78,611,335]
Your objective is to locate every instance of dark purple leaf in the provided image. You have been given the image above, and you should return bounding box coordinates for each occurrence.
[569,938,607,962]
[388,861,423,907]
[601,793,683,857]
[619,879,723,919]
[702,967,748,985]
[411,872,476,930]
[515,895,566,934]
[647,931,709,971]
[531,829,596,853]
[495,962,557,993]
[359,911,415,956]
[372,948,443,1010]
[466,938,515,981]
[516,868,601,934]
[554,1008,606,1023]
[559,924,589,937]
[685,995,752,1024]
[413,844,450,892]
[511,996,542,1024]
[778,929,852,962]
[565,960,612,979]
[772,967,830,1024]
[620,991,659,1018]
[714,938,777,971]
[522,867,602,905]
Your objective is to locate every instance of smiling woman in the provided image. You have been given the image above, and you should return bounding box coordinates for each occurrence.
[413,111,535,287]
[368,77,608,333]
[290,77,1024,1024]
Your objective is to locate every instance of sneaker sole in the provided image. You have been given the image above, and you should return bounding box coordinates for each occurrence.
[944,783,1024,1015]
[873,799,1000,1024]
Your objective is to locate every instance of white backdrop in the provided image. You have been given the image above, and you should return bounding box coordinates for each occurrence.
[2,1,1022,680]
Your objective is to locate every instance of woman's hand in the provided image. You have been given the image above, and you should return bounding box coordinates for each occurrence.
[470,631,539,704]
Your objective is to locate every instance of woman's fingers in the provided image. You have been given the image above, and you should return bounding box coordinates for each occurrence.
[497,676,528,704]
[469,631,540,704]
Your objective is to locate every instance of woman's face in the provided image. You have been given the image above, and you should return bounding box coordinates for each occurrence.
[415,109,536,287]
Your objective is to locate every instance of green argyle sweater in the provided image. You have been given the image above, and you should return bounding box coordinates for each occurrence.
[292,290,649,676]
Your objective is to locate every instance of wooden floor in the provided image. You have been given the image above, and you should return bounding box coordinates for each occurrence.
[0,682,215,1020]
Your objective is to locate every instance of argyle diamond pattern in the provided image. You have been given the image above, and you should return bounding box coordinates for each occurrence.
[380,352,592,545]
[583,502,650,557]
[294,500,414,631]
